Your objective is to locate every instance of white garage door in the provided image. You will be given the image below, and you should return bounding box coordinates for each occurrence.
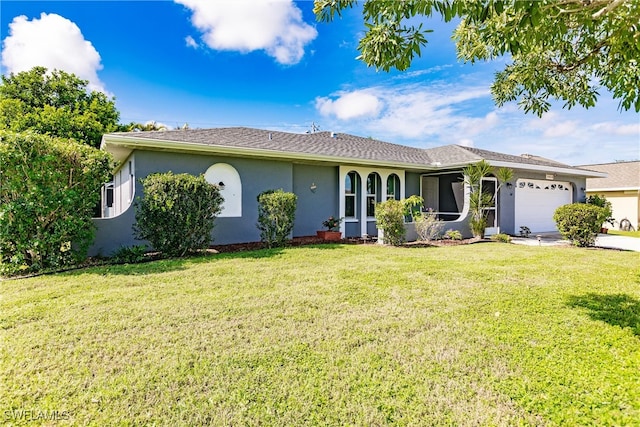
[515,179,573,233]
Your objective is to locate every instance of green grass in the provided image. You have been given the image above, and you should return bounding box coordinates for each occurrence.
[607,229,640,238]
[2,243,639,426]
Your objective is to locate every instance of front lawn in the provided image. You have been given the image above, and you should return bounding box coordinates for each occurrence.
[607,229,640,238]
[2,244,639,426]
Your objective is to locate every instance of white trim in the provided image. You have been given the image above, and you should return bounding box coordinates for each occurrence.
[339,166,405,237]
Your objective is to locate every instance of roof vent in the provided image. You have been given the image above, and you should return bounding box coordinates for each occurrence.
[268,132,272,140]
[330,132,337,138]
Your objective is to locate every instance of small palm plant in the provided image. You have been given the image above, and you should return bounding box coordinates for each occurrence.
[463,160,513,238]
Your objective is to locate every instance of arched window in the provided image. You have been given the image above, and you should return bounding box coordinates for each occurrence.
[345,171,360,218]
[204,163,241,217]
[386,174,400,200]
[366,172,381,217]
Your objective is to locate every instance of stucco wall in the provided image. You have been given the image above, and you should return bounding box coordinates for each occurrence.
[586,190,640,230]
[292,163,339,237]
[90,150,294,254]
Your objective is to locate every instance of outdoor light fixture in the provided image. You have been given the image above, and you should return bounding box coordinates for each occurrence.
[310,182,317,192]
[218,181,225,190]
[506,182,513,189]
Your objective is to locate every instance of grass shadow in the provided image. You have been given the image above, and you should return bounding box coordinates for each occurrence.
[567,293,640,336]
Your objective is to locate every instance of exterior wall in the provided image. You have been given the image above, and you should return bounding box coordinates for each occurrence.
[586,190,640,230]
[404,172,421,199]
[292,164,339,237]
[90,150,300,255]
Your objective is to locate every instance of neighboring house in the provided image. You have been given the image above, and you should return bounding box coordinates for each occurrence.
[90,127,603,255]
[580,161,640,231]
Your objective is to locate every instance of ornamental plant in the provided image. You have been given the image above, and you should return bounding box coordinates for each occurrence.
[322,216,343,231]
[553,203,605,247]
[414,208,445,241]
[134,172,223,257]
[0,130,112,274]
[375,199,406,246]
[257,189,297,248]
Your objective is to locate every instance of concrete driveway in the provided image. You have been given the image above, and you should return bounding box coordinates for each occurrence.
[511,232,640,252]
[594,234,640,252]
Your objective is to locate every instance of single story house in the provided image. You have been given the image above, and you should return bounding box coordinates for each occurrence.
[580,161,640,231]
[90,127,604,255]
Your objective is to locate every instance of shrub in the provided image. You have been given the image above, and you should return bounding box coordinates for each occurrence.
[110,245,148,264]
[444,229,463,240]
[586,194,614,226]
[0,131,112,274]
[257,189,297,248]
[375,199,406,245]
[414,210,445,241]
[519,226,531,237]
[490,233,512,243]
[134,172,223,257]
[553,203,605,247]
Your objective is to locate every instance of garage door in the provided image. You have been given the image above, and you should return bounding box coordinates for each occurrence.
[514,179,572,233]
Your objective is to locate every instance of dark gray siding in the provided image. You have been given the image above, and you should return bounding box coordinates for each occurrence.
[292,164,339,237]
[405,172,421,198]
[90,150,296,254]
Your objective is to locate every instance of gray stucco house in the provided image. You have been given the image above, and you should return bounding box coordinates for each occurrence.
[90,127,604,255]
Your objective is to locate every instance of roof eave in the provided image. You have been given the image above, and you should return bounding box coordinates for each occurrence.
[101,135,438,171]
[487,160,607,178]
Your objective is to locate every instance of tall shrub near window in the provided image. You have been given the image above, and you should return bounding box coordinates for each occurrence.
[375,199,406,245]
[257,189,297,248]
[134,172,223,257]
[0,131,112,274]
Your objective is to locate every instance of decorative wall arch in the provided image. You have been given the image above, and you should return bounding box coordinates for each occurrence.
[204,163,242,217]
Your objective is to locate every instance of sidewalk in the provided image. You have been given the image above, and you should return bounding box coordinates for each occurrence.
[511,232,640,252]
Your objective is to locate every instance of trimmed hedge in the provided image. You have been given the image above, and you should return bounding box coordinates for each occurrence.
[256,190,297,248]
[553,203,606,247]
[134,172,223,257]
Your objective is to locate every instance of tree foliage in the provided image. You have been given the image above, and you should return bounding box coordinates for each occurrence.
[256,190,298,248]
[314,0,640,115]
[0,131,113,274]
[134,172,223,257]
[0,66,120,147]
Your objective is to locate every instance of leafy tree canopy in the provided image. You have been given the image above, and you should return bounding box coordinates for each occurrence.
[0,66,120,147]
[314,0,640,115]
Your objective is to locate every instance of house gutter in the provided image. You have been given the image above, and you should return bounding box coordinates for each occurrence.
[488,160,607,178]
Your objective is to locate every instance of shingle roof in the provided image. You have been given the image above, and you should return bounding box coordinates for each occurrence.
[103,127,600,176]
[109,127,436,166]
[580,161,640,190]
[453,146,576,169]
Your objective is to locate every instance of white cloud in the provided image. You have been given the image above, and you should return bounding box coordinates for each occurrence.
[175,0,317,65]
[1,13,108,94]
[590,121,640,136]
[458,138,474,147]
[316,90,383,120]
[185,35,198,49]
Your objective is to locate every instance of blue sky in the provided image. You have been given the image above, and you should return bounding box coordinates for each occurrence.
[1,0,638,165]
